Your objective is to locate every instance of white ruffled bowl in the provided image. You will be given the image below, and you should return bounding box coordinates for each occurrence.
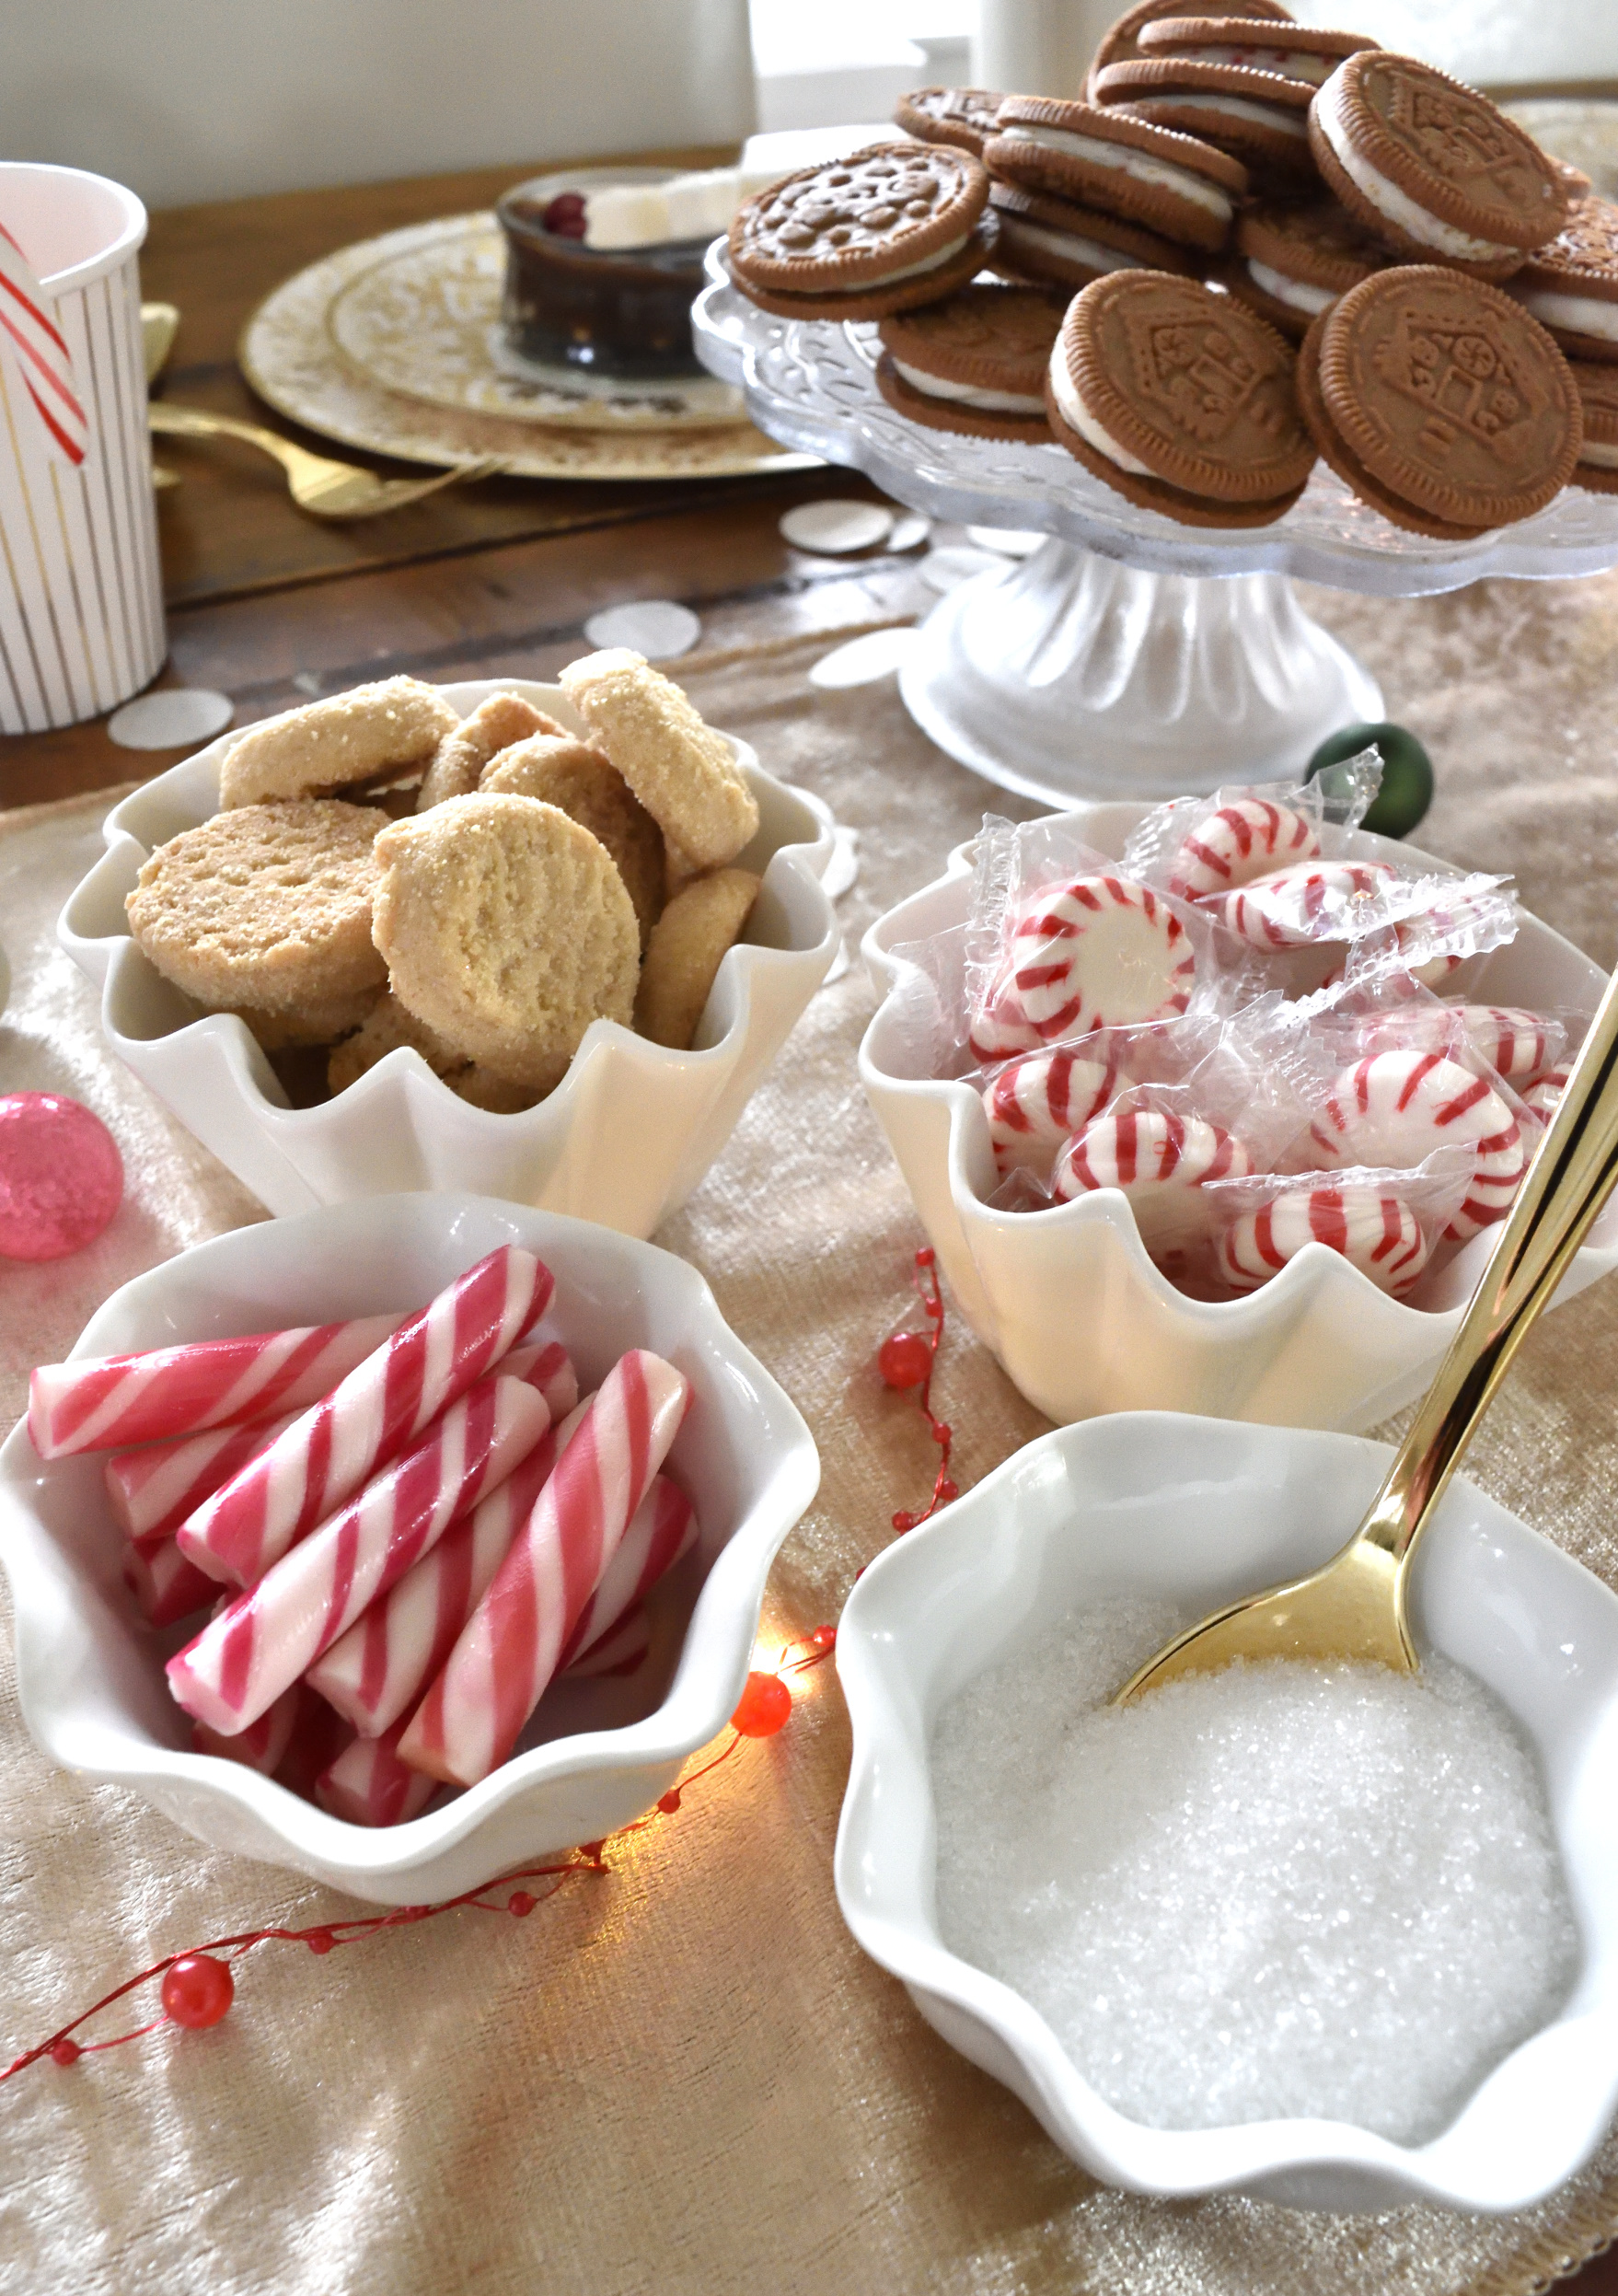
[0,1194,819,1904]
[860,801,1618,1432]
[834,1412,1618,2213]
[59,678,839,1234]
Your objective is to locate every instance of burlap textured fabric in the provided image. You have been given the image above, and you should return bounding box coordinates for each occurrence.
[5,572,1618,2294]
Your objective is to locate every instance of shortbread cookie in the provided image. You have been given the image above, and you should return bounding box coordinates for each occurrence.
[480,735,665,946]
[371,794,639,1087]
[728,144,994,321]
[416,691,562,811]
[559,649,759,870]
[326,991,550,1109]
[219,678,459,807]
[126,800,388,1021]
[633,868,761,1049]
[233,986,384,1052]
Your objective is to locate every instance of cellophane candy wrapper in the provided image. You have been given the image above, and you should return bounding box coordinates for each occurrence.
[1193,1154,1478,1304]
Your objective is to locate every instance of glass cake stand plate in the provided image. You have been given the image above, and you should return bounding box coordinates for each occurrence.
[693,251,1618,804]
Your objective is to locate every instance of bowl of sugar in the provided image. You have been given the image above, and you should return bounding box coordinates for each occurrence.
[834,1411,1618,2212]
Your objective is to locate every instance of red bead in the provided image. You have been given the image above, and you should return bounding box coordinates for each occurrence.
[931,1421,951,1444]
[657,1789,682,1814]
[51,2036,80,2067]
[810,1624,837,1650]
[160,1953,234,2030]
[917,1247,935,1269]
[305,1929,334,1955]
[892,1509,915,1532]
[936,1478,959,1504]
[731,1670,792,1737]
[878,1330,932,1389]
[508,1891,536,1918]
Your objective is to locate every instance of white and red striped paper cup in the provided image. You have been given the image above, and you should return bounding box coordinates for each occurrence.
[0,163,164,733]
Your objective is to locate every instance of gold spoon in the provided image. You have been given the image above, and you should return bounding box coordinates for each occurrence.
[1116,955,1618,1704]
[148,401,507,520]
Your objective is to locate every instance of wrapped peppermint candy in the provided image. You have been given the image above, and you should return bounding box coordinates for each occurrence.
[1165,795,1322,900]
[1307,1049,1529,1243]
[1219,1181,1430,1298]
[1051,1106,1253,1256]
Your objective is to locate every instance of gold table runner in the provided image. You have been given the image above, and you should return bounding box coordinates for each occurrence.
[5,574,1618,2294]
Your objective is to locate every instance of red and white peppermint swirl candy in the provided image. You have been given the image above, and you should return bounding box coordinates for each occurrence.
[1219,1186,1429,1298]
[967,981,1044,1065]
[0,221,88,467]
[1308,1049,1528,1241]
[1223,859,1399,949]
[1051,1109,1252,1250]
[1008,875,1194,1039]
[1169,799,1321,900]
[1366,1003,1561,1084]
[1523,1068,1570,1126]
[982,1039,1125,1177]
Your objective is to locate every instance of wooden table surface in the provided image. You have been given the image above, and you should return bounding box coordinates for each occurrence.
[4,156,1618,2296]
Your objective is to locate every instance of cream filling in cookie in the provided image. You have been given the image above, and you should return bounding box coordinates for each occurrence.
[1578,437,1618,467]
[996,124,1232,221]
[892,358,1046,414]
[1511,284,1618,342]
[1161,93,1310,138]
[1316,73,1520,261]
[1178,44,1337,83]
[1047,342,1153,474]
[1000,215,1141,274]
[1247,257,1335,313]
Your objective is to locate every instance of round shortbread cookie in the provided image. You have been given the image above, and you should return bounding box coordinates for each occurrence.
[1221,856,1398,946]
[559,648,759,871]
[1219,1184,1429,1295]
[1009,872,1196,1038]
[633,868,761,1050]
[219,678,459,808]
[982,1040,1127,1178]
[481,734,665,948]
[232,985,384,1052]
[327,991,549,1109]
[416,692,563,812]
[1051,1107,1253,1251]
[371,794,640,1088]
[126,799,387,1020]
[1306,1048,1528,1241]
[1169,796,1321,898]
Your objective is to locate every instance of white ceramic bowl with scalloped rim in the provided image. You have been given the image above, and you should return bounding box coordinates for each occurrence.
[0,1194,819,1904]
[834,1411,1618,2213]
[859,802,1618,1432]
[58,678,838,1233]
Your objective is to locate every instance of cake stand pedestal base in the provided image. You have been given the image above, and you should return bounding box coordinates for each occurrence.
[899,540,1384,807]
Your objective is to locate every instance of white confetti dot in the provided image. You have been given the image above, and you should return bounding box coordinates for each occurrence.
[780,499,894,554]
[107,688,235,751]
[582,599,702,659]
[966,525,1047,557]
[808,628,921,689]
[887,513,931,551]
[920,545,1006,592]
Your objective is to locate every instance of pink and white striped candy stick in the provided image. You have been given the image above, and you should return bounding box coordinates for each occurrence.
[556,1477,695,1672]
[29,1311,406,1461]
[176,1246,549,1587]
[563,1606,653,1679]
[167,1371,554,1736]
[316,1723,437,1828]
[399,1351,691,1788]
[104,1410,302,1543]
[123,1532,217,1629]
[193,1685,303,1775]
[0,221,89,467]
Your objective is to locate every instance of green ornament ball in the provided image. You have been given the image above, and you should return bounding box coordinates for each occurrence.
[1306,721,1434,840]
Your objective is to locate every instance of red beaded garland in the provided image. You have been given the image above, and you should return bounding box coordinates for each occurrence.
[657,1789,682,1814]
[51,2037,80,2068]
[508,1893,537,1918]
[878,1329,932,1389]
[731,1671,792,1737]
[160,1954,234,2030]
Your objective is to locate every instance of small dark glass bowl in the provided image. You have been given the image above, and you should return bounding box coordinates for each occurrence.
[496,168,711,382]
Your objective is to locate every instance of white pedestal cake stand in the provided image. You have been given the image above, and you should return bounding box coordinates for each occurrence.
[692,251,1618,806]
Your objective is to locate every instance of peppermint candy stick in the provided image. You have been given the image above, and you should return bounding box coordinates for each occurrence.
[306,1399,590,1737]
[1219,1185,1429,1297]
[29,1311,405,1461]
[556,1477,695,1671]
[123,1532,218,1629]
[168,1371,554,1736]
[316,1724,437,1828]
[193,1685,303,1775]
[104,1411,301,1544]
[1169,798,1320,899]
[399,1351,691,1788]
[177,1245,549,1587]
[564,1606,652,1679]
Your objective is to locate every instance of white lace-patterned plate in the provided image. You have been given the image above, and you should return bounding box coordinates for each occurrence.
[239,217,817,481]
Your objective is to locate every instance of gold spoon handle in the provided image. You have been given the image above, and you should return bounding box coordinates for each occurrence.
[1358,956,1618,1571]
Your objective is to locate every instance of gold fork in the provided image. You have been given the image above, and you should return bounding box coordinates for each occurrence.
[148,401,506,519]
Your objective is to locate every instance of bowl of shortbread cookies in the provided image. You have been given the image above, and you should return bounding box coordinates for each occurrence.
[58,654,840,1233]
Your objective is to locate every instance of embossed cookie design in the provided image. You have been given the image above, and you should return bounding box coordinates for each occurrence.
[894,87,1005,157]
[1084,0,1292,104]
[1508,197,1618,365]
[728,143,994,320]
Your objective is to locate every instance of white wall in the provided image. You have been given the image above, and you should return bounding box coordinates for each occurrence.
[0,0,757,211]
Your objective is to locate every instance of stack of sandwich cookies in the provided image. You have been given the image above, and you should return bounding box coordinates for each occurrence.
[726,145,994,321]
[1046,271,1316,527]
[989,181,1196,292]
[1225,199,1385,339]
[1084,0,1291,102]
[1309,52,1570,283]
[1508,200,1618,365]
[1296,266,1582,539]
[876,285,1065,442]
[985,99,1247,254]
[1095,19,1373,186]
[894,87,1004,157]
[1136,15,1369,90]
[1567,360,1618,493]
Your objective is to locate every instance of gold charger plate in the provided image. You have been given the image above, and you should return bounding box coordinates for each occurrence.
[239,214,819,482]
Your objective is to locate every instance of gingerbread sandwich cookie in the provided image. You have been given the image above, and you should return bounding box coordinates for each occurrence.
[1224,198,1384,340]
[1093,59,1320,186]
[1568,358,1618,493]
[728,144,994,321]
[1508,198,1618,365]
[894,87,1003,158]
[877,284,1065,442]
[1310,52,1569,283]
[1046,272,1314,528]
[1084,0,1291,103]
[988,181,1195,292]
[985,99,1246,254]
[1302,267,1581,538]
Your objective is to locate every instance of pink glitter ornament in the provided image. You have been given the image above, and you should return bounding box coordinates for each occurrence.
[0,1095,121,1262]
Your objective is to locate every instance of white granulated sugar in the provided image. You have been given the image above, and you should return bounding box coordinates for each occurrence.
[932,1597,1579,2143]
